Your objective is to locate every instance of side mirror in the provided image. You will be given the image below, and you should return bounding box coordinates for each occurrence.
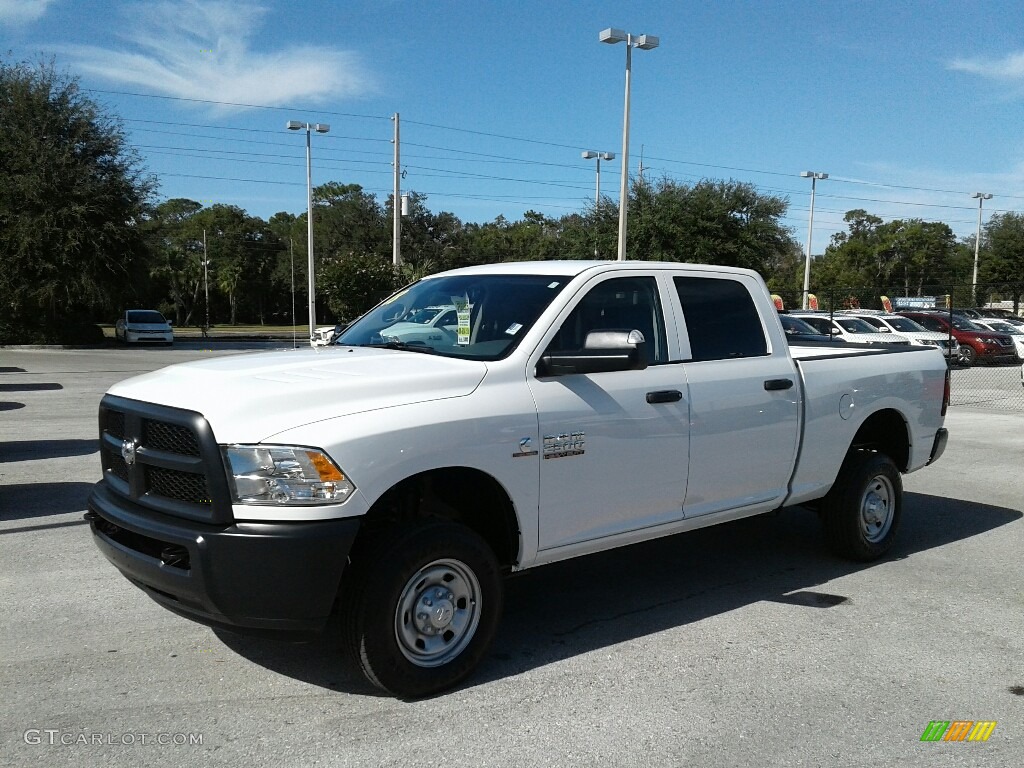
[537,329,648,377]
[328,321,351,344]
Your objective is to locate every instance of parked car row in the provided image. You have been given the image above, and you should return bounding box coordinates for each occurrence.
[779,308,1021,367]
[901,311,1018,366]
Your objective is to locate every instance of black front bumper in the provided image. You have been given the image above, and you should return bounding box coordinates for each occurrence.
[87,482,361,636]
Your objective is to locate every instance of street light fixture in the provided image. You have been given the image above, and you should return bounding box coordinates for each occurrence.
[581,150,615,206]
[600,27,659,261]
[800,171,828,309]
[286,120,330,347]
[971,192,993,305]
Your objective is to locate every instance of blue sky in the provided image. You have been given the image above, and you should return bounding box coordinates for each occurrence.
[3,0,1024,250]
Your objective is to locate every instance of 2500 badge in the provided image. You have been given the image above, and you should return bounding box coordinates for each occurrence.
[543,431,585,459]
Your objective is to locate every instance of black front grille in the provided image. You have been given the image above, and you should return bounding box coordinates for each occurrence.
[98,395,231,524]
[997,338,1012,347]
[145,420,200,456]
[106,411,125,440]
[109,451,129,482]
[146,466,212,506]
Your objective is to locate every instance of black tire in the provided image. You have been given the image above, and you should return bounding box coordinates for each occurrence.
[821,451,902,561]
[341,521,503,698]
[959,345,976,366]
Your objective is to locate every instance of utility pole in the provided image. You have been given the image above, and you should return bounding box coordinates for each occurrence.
[202,228,210,336]
[392,112,401,267]
[290,237,296,348]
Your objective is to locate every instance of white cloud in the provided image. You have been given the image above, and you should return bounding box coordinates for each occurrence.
[0,0,56,24]
[60,0,373,109]
[949,52,1024,81]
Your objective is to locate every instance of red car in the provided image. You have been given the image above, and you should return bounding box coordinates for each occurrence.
[900,311,1017,366]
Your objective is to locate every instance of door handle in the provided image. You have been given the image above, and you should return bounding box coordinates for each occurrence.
[764,378,794,391]
[646,389,683,404]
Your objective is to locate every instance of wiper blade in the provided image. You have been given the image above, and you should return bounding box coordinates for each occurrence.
[358,341,439,354]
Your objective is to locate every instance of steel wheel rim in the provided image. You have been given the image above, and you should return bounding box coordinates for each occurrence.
[394,558,482,668]
[860,474,895,543]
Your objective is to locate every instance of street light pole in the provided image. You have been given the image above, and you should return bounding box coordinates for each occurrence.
[800,171,828,309]
[581,150,615,206]
[286,120,330,346]
[600,28,659,261]
[582,150,616,258]
[972,192,993,305]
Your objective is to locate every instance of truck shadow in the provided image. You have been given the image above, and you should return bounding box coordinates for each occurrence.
[0,439,99,463]
[0,482,96,521]
[212,492,1020,697]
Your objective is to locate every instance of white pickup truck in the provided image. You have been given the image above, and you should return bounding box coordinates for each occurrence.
[87,261,949,697]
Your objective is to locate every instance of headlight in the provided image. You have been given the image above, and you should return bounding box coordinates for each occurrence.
[222,445,355,505]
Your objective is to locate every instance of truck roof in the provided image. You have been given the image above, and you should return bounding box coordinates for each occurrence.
[429,260,762,279]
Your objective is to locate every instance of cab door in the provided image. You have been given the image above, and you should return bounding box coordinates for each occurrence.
[528,273,690,551]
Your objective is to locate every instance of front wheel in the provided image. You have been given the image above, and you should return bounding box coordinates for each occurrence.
[821,451,902,561]
[341,521,503,698]
[959,345,976,366]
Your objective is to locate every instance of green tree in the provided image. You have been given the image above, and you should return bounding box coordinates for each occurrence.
[981,211,1024,311]
[321,254,399,321]
[314,182,388,260]
[142,198,204,325]
[0,56,155,342]
[814,211,958,306]
[627,178,795,271]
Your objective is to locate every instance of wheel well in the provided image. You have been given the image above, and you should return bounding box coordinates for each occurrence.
[850,409,910,471]
[355,468,521,569]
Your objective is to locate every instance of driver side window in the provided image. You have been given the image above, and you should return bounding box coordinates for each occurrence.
[547,276,667,364]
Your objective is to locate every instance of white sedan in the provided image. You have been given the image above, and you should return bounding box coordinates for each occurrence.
[115,310,174,345]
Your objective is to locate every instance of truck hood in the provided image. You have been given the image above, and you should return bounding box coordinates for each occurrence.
[107,346,488,442]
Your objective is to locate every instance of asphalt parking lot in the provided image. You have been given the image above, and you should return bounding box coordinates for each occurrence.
[2,345,1023,768]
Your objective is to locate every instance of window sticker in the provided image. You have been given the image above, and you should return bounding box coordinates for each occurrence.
[505,322,522,336]
[548,282,561,289]
[451,294,472,345]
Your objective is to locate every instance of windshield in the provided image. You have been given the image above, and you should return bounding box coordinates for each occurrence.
[951,317,982,331]
[882,317,926,333]
[127,311,167,324]
[335,273,572,360]
[780,315,821,335]
[835,317,879,334]
[986,321,1021,335]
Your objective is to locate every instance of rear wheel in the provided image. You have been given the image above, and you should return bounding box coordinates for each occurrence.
[821,451,902,561]
[341,521,503,698]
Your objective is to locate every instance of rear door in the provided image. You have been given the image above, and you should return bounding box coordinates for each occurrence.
[670,274,801,517]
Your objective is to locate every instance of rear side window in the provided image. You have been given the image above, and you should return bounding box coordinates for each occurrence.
[913,315,946,333]
[674,277,768,361]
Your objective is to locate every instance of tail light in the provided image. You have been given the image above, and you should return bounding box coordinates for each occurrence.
[941,367,951,417]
